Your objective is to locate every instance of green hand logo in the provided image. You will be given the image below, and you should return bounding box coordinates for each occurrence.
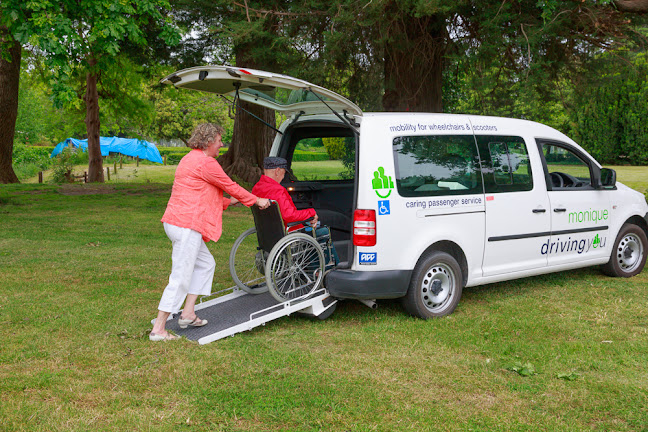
[372,166,394,199]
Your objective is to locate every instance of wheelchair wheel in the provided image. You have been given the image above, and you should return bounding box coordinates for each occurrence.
[229,227,269,294]
[265,233,325,302]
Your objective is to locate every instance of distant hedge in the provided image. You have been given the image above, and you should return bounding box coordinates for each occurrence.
[292,150,330,162]
[157,147,330,164]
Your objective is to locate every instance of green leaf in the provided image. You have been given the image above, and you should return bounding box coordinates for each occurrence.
[509,362,536,377]
[557,372,580,381]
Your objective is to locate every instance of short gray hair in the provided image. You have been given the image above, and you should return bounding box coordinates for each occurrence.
[187,123,225,150]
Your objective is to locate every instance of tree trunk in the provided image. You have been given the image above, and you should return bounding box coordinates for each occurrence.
[218,37,277,185]
[84,57,103,182]
[0,27,21,184]
[218,100,275,184]
[382,7,448,113]
[614,0,648,12]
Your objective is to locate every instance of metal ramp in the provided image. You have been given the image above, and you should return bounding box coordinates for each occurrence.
[163,287,337,345]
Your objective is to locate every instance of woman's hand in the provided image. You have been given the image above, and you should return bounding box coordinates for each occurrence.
[256,198,271,209]
[229,197,239,206]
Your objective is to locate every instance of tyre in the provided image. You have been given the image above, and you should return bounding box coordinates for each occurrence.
[403,251,463,319]
[229,227,268,294]
[601,223,647,277]
[265,233,325,302]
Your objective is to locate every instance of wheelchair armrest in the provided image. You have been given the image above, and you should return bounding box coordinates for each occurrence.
[286,216,314,228]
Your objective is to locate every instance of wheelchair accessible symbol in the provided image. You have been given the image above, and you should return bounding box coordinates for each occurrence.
[372,166,394,199]
[378,200,390,215]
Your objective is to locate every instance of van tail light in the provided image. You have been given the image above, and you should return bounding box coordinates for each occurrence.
[353,209,376,246]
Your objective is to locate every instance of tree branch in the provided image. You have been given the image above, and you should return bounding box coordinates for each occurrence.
[231,2,325,18]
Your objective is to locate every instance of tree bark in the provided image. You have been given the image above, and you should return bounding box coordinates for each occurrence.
[218,100,275,184]
[614,0,648,12]
[382,7,448,113]
[84,57,104,182]
[0,27,21,184]
[218,43,276,184]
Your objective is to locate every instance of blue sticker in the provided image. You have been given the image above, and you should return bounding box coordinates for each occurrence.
[359,252,377,265]
[378,200,390,215]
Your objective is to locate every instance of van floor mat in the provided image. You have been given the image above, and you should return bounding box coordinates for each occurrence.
[166,292,281,341]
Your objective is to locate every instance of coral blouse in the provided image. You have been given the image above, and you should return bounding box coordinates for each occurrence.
[161,149,257,242]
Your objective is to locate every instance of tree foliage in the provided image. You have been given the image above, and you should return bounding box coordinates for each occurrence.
[570,48,648,164]
[3,0,648,186]
[4,0,180,182]
[146,84,234,145]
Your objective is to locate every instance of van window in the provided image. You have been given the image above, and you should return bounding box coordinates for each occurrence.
[392,135,482,197]
[540,141,592,190]
[289,135,355,181]
[476,136,533,193]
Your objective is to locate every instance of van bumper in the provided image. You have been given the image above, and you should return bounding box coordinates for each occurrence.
[324,269,412,299]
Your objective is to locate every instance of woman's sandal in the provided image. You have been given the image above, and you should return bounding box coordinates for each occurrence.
[149,331,180,342]
[178,315,208,329]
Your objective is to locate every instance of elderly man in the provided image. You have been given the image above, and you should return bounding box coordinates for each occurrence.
[252,157,318,229]
[253,157,338,265]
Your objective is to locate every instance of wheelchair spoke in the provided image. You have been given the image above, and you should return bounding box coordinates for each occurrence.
[266,233,325,302]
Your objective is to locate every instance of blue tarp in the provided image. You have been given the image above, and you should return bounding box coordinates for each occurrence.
[51,137,164,164]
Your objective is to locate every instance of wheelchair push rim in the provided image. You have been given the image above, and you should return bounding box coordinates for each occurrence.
[265,233,325,302]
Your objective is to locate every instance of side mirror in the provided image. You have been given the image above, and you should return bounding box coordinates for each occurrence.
[600,168,616,188]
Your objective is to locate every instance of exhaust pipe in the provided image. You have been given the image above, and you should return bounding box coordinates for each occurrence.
[358,299,377,309]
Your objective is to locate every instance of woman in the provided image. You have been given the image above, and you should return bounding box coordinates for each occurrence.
[150,123,270,341]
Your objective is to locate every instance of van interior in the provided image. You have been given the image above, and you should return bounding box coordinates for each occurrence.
[275,120,357,267]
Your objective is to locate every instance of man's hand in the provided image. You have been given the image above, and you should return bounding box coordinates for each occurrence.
[230,197,239,206]
[311,213,319,227]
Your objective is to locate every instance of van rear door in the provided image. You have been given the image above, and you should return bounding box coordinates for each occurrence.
[160,66,362,117]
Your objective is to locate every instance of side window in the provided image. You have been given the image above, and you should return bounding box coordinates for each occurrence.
[540,142,593,190]
[289,136,355,181]
[476,136,533,193]
[392,135,482,197]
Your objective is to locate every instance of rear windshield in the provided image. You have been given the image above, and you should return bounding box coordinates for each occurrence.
[392,135,483,197]
[289,135,355,181]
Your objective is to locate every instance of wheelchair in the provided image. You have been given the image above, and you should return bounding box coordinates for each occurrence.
[229,201,336,303]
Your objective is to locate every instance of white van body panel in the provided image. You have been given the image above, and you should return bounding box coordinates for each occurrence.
[353,114,486,277]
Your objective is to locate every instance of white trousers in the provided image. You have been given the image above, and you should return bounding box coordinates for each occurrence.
[158,223,216,313]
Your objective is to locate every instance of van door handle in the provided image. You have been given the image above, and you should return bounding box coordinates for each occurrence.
[532,209,546,213]
[554,208,567,213]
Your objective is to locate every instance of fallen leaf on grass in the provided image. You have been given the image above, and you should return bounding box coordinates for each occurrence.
[557,372,580,381]
[508,362,536,377]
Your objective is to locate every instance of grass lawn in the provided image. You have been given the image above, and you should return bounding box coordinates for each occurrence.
[2,165,648,431]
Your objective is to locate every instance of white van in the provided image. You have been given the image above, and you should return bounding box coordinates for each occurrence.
[162,66,648,319]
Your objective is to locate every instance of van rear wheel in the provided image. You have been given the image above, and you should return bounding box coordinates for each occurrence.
[601,223,647,277]
[403,251,462,319]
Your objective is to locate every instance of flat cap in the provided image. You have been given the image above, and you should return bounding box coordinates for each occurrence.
[263,157,288,169]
